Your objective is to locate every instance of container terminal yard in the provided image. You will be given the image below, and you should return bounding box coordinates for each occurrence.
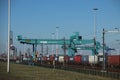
[0,0,120,80]
[0,32,120,79]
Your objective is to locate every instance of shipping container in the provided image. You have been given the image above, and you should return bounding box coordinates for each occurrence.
[82,55,89,65]
[108,55,120,67]
[74,55,82,64]
[47,57,49,61]
[64,55,69,63]
[58,56,64,63]
[69,57,74,61]
[68,56,74,64]
[98,55,103,66]
[36,57,41,61]
[42,56,47,64]
[43,56,47,61]
[55,57,58,61]
[88,55,98,65]
[49,55,54,62]
[54,56,59,64]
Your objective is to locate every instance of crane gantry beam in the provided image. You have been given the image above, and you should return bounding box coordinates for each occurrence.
[17,32,102,57]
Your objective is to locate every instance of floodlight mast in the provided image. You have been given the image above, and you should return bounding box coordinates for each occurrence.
[93,8,98,66]
[7,0,10,73]
[102,28,119,70]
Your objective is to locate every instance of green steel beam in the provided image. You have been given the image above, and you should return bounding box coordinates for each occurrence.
[18,35,94,45]
[18,39,70,45]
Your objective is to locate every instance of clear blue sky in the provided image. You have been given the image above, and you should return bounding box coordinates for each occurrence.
[0,0,120,54]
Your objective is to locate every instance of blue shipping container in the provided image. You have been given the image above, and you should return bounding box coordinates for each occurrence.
[82,55,89,64]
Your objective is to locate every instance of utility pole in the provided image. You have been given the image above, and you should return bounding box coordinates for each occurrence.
[103,28,105,70]
[46,46,48,55]
[7,0,11,73]
[41,43,43,64]
[63,37,66,66]
[63,37,66,56]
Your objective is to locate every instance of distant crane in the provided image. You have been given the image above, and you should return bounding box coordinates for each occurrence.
[17,32,103,58]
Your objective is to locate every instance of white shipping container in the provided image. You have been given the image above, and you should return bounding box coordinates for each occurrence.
[69,57,74,61]
[59,56,64,62]
[55,57,58,61]
[89,55,98,64]
[47,57,49,60]
[98,53,103,56]
[37,57,41,60]
[99,57,103,61]
[23,58,28,60]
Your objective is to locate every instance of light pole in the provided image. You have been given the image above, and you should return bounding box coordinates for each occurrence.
[7,0,11,73]
[93,8,98,38]
[93,8,98,66]
[102,28,105,70]
[52,32,55,69]
[56,26,59,56]
[52,33,55,55]
[102,28,119,70]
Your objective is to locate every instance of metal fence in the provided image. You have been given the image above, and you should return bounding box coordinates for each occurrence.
[40,64,120,79]
[1,60,119,79]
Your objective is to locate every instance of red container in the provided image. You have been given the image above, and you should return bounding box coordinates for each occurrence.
[64,55,69,63]
[43,56,47,61]
[108,55,120,67]
[49,55,55,61]
[74,55,82,64]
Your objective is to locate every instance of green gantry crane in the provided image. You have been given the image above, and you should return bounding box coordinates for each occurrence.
[17,32,103,58]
